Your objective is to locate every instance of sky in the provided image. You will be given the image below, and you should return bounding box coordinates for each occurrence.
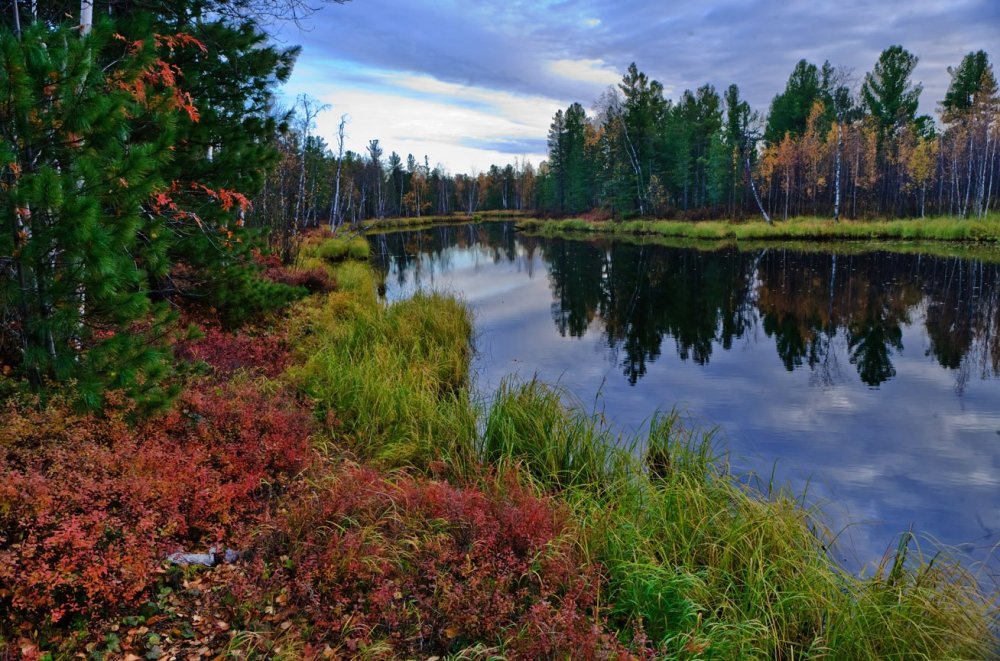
[276,0,1000,172]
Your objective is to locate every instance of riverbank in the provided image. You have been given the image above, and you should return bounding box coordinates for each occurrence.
[358,209,528,233]
[2,232,996,658]
[519,214,1000,244]
[290,236,998,658]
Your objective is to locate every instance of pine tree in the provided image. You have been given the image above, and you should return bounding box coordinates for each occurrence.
[1,20,179,407]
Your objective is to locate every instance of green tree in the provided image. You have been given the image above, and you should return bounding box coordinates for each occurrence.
[942,50,993,118]
[861,45,922,144]
[766,59,824,144]
[0,21,178,406]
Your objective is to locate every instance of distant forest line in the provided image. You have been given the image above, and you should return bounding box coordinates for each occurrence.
[263,46,1000,244]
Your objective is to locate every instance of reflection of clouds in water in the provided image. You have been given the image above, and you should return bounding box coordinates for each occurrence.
[371,224,1000,574]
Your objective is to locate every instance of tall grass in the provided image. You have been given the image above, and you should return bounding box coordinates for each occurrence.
[482,378,997,659]
[288,261,476,470]
[521,214,1000,244]
[306,234,370,262]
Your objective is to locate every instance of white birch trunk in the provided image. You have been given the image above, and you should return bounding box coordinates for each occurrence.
[80,0,93,35]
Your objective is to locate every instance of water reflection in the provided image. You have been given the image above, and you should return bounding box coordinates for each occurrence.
[369,222,1000,572]
[373,224,1000,390]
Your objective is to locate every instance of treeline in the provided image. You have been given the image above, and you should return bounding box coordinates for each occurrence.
[248,116,542,257]
[0,0,341,405]
[536,47,1000,221]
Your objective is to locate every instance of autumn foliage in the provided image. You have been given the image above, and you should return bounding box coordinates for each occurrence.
[0,381,315,625]
[228,467,634,658]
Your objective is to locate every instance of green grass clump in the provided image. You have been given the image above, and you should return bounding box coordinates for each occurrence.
[482,377,627,490]
[307,234,370,262]
[482,378,997,659]
[289,262,476,469]
[521,213,1000,244]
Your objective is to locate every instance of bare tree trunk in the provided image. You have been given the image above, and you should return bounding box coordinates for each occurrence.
[977,121,991,218]
[80,0,92,34]
[329,115,346,232]
[963,127,974,218]
[618,116,645,215]
[745,156,771,224]
[833,122,843,221]
[986,124,997,214]
[11,0,22,38]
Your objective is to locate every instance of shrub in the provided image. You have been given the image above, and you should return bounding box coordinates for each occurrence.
[177,323,291,377]
[264,265,337,293]
[0,380,315,625]
[231,466,634,658]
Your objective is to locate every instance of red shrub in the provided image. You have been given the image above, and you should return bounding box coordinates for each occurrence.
[252,249,284,270]
[264,266,336,294]
[177,323,290,377]
[230,467,633,658]
[0,381,315,624]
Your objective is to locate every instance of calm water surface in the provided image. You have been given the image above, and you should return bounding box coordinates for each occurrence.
[369,221,1000,576]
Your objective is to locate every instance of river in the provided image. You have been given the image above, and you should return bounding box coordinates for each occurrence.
[369,220,1000,578]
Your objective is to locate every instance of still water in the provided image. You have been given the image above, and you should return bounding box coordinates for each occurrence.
[369,221,1000,576]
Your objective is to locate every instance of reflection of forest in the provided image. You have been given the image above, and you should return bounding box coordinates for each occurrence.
[372,224,1000,389]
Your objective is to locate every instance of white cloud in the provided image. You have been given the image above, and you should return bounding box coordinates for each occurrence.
[283,65,557,171]
[548,58,622,87]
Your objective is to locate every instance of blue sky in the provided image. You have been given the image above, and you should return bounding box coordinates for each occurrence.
[277,0,1000,172]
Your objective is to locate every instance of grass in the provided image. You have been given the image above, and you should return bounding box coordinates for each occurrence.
[519,213,1000,244]
[481,379,997,659]
[287,259,477,470]
[305,233,370,262]
[361,209,527,231]
[283,250,997,658]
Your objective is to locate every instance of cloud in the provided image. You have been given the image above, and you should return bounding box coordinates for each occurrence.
[284,61,557,170]
[284,0,1000,171]
[549,58,621,87]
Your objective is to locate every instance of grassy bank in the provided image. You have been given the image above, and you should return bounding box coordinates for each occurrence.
[519,214,1000,244]
[4,233,995,658]
[481,380,995,658]
[361,208,526,232]
[525,228,1000,264]
[287,242,996,657]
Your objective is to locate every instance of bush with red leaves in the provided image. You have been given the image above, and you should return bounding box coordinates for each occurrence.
[177,323,291,378]
[0,381,315,625]
[232,467,635,658]
[264,266,336,294]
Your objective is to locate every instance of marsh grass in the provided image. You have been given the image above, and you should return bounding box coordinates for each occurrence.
[289,253,997,658]
[480,378,997,659]
[304,234,370,262]
[520,214,1000,244]
[288,261,476,470]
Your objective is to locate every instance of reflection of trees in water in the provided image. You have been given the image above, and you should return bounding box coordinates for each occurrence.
[372,223,534,291]
[371,223,1000,389]
[756,251,922,387]
[547,240,1000,388]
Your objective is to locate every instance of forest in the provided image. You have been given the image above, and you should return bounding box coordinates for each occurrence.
[265,48,1000,232]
